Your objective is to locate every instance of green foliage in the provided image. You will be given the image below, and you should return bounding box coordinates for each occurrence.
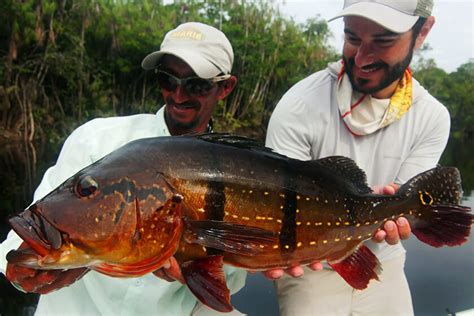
[413,58,474,139]
[0,0,470,146]
[0,0,337,143]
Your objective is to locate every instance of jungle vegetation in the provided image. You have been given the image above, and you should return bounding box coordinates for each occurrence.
[1,0,471,147]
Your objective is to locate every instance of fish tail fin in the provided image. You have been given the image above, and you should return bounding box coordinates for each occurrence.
[399,166,473,247]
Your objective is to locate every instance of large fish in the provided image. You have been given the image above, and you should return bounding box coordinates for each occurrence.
[7,134,473,312]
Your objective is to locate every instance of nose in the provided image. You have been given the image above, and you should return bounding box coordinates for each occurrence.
[354,43,375,68]
[170,85,190,103]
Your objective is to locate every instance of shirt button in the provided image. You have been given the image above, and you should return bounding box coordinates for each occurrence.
[135,280,143,286]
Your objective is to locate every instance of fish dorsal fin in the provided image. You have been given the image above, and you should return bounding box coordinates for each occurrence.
[196,133,273,152]
[313,156,372,194]
[398,166,462,204]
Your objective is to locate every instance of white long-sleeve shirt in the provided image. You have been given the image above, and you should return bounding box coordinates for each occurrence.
[0,106,246,316]
[266,65,451,262]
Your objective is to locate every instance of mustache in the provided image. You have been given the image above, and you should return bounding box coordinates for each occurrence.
[346,58,388,70]
[166,96,200,108]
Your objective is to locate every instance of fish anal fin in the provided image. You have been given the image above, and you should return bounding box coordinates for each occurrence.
[328,245,381,290]
[181,255,232,313]
[184,218,278,255]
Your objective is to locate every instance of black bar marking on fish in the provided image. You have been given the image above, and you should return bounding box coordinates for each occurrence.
[205,180,226,256]
[280,189,297,252]
[205,180,226,221]
[204,142,226,256]
[278,160,299,253]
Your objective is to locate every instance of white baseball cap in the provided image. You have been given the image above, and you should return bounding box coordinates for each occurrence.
[141,22,234,79]
[329,0,434,33]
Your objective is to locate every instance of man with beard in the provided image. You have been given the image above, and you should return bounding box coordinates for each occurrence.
[1,22,245,315]
[265,0,448,315]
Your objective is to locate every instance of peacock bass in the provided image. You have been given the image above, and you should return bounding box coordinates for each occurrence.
[7,134,473,312]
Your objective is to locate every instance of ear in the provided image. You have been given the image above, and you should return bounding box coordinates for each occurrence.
[414,16,435,50]
[217,76,237,100]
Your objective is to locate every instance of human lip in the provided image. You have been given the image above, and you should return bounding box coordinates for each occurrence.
[172,103,197,110]
[357,63,384,75]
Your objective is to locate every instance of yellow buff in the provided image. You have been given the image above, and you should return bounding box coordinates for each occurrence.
[381,68,413,128]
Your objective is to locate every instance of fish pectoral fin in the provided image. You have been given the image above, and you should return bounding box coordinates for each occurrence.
[184,218,278,255]
[181,255,232,313]
[328,245,381,290]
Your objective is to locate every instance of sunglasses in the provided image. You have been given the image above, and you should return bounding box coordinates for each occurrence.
[155,70,230,96]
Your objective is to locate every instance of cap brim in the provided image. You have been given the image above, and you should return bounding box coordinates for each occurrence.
[141,49,221,79]
[328,2,419,33]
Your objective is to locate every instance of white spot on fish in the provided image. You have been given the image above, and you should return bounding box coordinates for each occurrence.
[372,201,381,207]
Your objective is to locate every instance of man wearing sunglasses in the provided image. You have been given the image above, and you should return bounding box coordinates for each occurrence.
[1,22,243,315]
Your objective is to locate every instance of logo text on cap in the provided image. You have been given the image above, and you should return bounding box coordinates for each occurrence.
[170,28,203,41]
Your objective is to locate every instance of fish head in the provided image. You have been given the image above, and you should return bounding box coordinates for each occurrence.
[8,163,183,272]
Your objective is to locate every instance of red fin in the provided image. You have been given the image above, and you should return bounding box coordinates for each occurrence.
[181,255,232,313]
[184,218,278,256]
[412,205,473,247]
[328,245,381,290]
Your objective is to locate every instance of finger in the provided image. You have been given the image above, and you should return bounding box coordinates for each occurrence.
[284,266,304,278]
[383,183,401,195]
[308,261,323,271]
[383,185,396,195]
[6,264,36,280]
[153,268,176,282]
[13,270,63,293]
[372,229,386,243]
[163,257,184,284]
[261,269,284,280]
[372,185,383,194]
[384,220,400,245]
[396,217,411,240]
[36,268,89,294]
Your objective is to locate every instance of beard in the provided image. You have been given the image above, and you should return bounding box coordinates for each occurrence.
[343,46,415,95]
[164,96,205,135]
[165,114,199,132]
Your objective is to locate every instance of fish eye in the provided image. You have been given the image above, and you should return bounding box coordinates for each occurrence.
[75,176,99,198]
[419,191,433,205]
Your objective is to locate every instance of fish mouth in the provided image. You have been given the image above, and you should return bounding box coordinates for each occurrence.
[9,204,64,257]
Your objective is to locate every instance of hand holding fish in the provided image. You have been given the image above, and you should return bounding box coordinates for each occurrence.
[371,183,412,245]
[153,256,184,283]
[6,242,89,294]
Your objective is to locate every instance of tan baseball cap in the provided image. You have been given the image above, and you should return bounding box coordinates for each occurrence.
[141,22,234,79]
[329,0,434,33]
